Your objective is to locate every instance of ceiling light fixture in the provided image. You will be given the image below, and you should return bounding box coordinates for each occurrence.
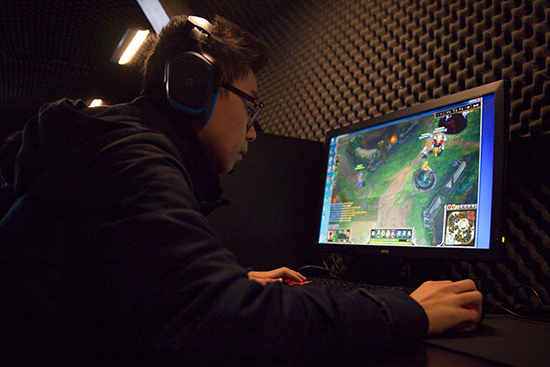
[112,28,150,65]
[136,0,170,34]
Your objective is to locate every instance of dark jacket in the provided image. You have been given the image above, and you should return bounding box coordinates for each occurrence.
[0,184,16,219]
[0,97,428,366]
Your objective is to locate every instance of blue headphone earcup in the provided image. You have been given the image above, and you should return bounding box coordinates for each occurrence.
[164,18,222,125]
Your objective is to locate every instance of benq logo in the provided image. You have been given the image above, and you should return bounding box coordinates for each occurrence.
[381,249,390,254]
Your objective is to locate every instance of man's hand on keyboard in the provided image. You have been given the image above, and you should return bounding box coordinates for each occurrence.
[410,279,483,335]
[248,267,307,286]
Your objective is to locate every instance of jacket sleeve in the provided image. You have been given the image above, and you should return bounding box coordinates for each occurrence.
[80,133,428,366]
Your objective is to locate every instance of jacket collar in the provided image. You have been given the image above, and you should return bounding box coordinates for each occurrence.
[118,97,229,215]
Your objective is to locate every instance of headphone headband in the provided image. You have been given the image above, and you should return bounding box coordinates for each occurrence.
[187,15,212,35]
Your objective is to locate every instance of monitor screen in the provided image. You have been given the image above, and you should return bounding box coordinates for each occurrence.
[317,81,508,261]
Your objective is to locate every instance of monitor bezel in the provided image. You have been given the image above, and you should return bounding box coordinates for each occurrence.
[316,80,508,262]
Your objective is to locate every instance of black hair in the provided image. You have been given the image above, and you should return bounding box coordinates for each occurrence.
[141,15,270,99]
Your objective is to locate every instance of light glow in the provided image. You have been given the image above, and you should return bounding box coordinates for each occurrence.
[118,29,150,65]
[89,99,103,107]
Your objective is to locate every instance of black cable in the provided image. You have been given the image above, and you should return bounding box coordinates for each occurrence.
[478,279,550,322]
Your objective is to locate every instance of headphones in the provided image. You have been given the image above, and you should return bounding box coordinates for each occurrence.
[164,16,222,125]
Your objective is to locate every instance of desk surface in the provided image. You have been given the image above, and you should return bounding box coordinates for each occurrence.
[369,316,550,367]
[423,316,550,367]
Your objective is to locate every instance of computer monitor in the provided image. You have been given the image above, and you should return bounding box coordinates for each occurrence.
[317,80,508,261]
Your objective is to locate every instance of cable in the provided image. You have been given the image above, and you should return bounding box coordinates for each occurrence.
[298,253,349,279]
[479,279,550,322]
[297,264,337,275]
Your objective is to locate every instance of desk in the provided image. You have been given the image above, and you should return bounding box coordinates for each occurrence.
[372,316,550,366]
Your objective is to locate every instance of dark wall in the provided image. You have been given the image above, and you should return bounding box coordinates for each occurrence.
[207,133,325,271]
[258,0,549,140]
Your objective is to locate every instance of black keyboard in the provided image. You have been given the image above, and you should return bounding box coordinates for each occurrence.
[305,277,413,294]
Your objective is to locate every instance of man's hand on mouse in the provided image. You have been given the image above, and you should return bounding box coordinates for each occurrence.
[248,267,307,286]
[410,279,483,335]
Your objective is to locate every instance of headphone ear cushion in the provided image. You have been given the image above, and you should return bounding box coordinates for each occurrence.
[165,48,222,125]
[164,17,222,125]
[166,53,217,114]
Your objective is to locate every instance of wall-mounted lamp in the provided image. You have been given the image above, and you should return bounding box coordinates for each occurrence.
[111,28,150,65]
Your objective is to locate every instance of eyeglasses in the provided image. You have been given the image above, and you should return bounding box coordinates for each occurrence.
[221,82,264,130]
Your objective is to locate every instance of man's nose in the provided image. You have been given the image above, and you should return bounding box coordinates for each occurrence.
[246,125,257,142]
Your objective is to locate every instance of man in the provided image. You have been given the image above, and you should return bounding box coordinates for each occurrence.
[0,15,481,365]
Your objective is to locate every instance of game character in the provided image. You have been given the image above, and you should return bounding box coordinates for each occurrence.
[421,146,428,159]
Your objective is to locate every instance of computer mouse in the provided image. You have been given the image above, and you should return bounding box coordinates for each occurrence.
[454,304,484,332]
[283,279,303,286]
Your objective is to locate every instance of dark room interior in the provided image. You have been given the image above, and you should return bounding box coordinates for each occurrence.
[1,0,550,365]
